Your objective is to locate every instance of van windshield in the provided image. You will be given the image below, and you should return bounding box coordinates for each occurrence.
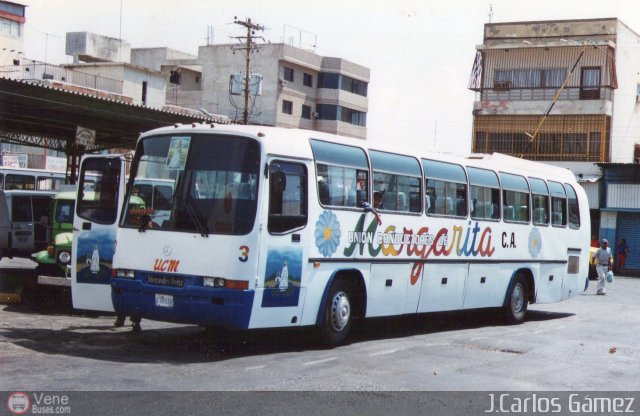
[122,133,261,235]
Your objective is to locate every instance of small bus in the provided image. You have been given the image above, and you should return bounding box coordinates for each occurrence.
[71,124,590,347]
[0,167,66,191]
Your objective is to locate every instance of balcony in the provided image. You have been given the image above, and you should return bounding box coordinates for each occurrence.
[0,61,124,96]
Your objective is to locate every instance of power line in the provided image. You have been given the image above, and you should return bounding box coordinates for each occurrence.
[231,17,264,125]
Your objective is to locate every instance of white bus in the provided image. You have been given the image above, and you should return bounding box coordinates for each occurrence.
[71,124,590,346]
[0,167,66,191]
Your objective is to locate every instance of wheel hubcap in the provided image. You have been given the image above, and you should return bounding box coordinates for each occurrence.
[330,291,350,332]
[512,283,524,313]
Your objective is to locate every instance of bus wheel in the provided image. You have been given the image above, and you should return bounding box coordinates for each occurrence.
[504,274,528,324]
[319,279,352,347]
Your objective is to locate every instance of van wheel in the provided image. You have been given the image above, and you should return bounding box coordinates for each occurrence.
[504,274,528,324]
[319,279,352,347]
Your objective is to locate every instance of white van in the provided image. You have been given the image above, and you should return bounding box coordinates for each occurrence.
[0,190,56,258]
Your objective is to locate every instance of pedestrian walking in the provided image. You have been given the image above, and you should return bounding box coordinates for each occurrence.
[592,239,613,295]
[616,238,629,272]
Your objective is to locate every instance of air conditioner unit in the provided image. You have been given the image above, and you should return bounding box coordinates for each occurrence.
[312,112,319,118]
[278,78,288,87]
[494,80,511,91]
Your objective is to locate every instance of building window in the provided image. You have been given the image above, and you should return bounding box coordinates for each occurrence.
[339,107,367,127]
[316,104,366,127]
[316,104,337,120]
[317,72,368,97]
[317,72,339,89]
[301,104,311,119]
[303,73,313,87]
[282,100,293,115]
[580,67,601,99]
[284,67,294,82]
[494,68,567,89]
[341,76,368,96]
[0,18,21,37]
[141,81,148,106]
[169,70,181,85]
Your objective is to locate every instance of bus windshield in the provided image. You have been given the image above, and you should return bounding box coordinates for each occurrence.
[122,133,261,235]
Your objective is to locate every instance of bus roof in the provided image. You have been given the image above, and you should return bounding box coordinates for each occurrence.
[139,123,577,184]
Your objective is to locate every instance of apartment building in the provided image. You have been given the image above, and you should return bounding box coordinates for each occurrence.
[0,0,24,66]
[468,18,640,273]
[131,42,370,139]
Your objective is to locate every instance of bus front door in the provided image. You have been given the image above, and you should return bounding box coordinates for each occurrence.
[71,155,125,311]
[255,159,309,327]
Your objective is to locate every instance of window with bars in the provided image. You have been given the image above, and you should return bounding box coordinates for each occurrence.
[494,68,567,89]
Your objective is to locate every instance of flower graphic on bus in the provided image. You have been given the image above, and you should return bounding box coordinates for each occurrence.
[315,210,341,257]
[528,227,542,258]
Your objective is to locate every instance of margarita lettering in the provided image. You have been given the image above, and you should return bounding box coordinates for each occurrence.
[343,215,496,285]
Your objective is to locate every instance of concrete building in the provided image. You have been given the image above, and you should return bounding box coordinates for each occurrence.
[130,47,202,111]
[141,43,370,139]
[0,0,24,66]
[468,18,640,273]
[64,32,166,108]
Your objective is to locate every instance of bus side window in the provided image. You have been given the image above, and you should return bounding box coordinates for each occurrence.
[422,159,467,218]
[6,174,35,191]
[310,140,369,208]
[565,183,580,229]
[548,181,567,227]
[500,172,530,224]
[268,161,307,234]
[369,150,421,214]
[529,177,549,226]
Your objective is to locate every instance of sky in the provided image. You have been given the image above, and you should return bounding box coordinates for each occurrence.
[18,0,640,156]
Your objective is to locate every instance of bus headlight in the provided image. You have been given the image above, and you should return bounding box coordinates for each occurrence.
[114,269,136,279]
[58,251,71,264]
[203,277,248,290]
[203,277,225,288]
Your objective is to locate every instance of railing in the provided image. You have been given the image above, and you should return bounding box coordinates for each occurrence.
[0,62,123,95]
[477,86,613,102]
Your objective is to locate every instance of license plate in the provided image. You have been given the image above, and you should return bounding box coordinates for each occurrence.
[155,294,174,308]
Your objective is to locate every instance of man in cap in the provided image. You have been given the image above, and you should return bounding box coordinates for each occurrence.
[592,239,613,295]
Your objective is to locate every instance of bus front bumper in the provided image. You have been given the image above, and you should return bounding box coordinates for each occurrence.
[111,279,255,330]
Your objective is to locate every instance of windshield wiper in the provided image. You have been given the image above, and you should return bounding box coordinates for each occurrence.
[185,195,209,237]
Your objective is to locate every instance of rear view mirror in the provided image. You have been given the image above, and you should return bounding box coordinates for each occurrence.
[270,165,287,193]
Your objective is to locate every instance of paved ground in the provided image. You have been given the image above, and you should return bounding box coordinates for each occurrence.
[1,258,640,392]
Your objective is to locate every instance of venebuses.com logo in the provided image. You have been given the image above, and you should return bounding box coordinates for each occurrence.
[6,392,71,415]
[7,392,30,415]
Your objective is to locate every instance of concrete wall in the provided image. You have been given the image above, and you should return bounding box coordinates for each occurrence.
[64,63,166,108]
[131,47,197,71]
[65,32,131,63]
[198,43,280,124]
[484,19,618,45]
[610,21,640,163]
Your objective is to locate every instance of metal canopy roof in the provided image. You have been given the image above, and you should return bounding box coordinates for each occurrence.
[0,76,217,152]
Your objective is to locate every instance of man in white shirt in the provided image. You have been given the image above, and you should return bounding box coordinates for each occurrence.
[592,239,613,295]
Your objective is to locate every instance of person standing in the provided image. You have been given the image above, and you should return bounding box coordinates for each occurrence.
[592,239,613,295]
[616,238,629,272]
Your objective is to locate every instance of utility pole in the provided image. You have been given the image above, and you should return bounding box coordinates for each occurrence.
[232,17,264,125]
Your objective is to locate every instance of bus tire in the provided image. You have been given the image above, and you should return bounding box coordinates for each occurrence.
[504,273,528,324]
[319,279,353,347]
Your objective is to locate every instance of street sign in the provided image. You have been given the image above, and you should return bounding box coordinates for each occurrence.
[76,126,96,147]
